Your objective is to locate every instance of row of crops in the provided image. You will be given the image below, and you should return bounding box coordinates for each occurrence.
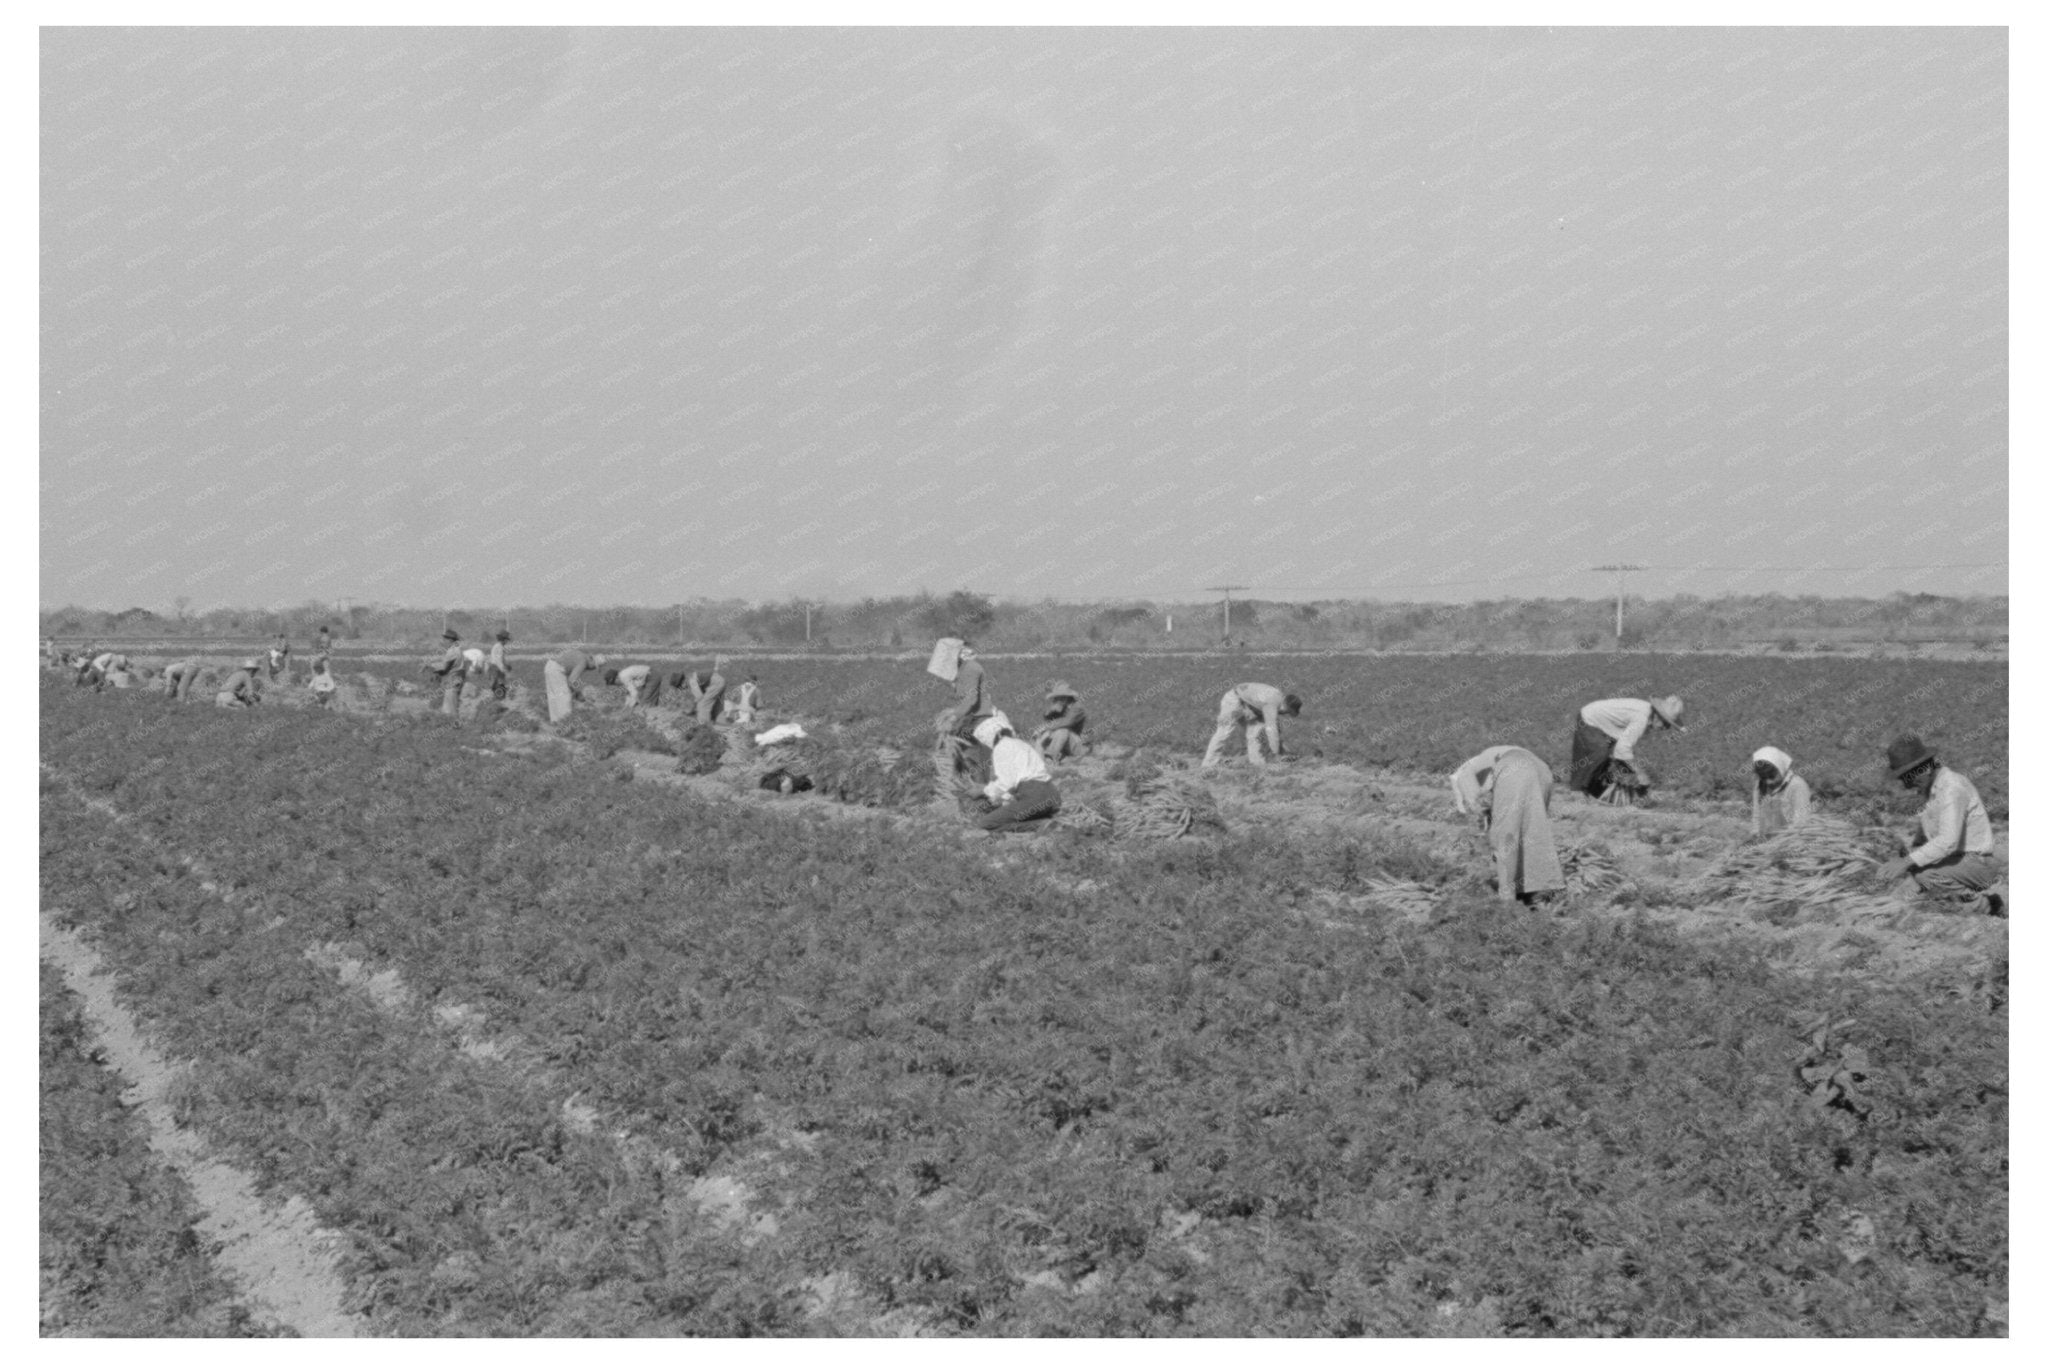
[40,681,2006,1334]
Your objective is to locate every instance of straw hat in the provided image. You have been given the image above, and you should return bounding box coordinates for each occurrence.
[1045,680,1079,701]
[1887,735,1937,778]
[442,628,460,642]
[1650,695,1685,730]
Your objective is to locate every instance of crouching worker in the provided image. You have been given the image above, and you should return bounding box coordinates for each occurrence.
[308,657,338,707]
[1750,746,1812,838]
[972,715,1061,834]
[728,674,763,723]
[161,657,205,702]
[216,659,262,709]
[1451,745,1565,906]
[1878,736,2001,913]
[1034,681,1090,762]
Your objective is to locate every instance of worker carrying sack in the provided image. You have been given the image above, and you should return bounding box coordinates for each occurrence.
[927,637,963,682]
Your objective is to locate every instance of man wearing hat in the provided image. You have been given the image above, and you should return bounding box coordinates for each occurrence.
[1750,746,1813,838]
[427,629,468,716]
[543,646,607,722]
[486,629,511,701]
[1569,695,1685,805]
[161,656,205,703]
[1879,736,2000,909]
[215,659,262,708]
[1034,681,1090,762]
[972,714,1062,834]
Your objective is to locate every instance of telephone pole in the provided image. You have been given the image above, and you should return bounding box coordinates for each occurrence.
[1206,585,1248,645]
[1590,565,1644,643]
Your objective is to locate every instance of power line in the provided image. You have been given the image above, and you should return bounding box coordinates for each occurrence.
[1192,561,2008,596]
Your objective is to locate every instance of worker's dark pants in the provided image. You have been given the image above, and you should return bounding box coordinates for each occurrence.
[975,779,1061,833]
[1904,852,2000,900]
[487,665,509,701]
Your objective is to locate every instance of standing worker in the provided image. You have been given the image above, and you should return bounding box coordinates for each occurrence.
[1033,681,1090,762]
[1450,745,1565,906]
[542,647,607,723]
[972,715,1062,834]
[1749,746,1813,838]
[1201,682,1302,768]
[267,633,291,682]
[215,659,262,709]
[427,629,467,716]
[1570,695,1685,805]
[1878,736,2001,912]
[486,630,512,701]
[161,657,205,702]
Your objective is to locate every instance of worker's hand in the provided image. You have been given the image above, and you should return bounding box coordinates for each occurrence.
[1879,856,1915,881]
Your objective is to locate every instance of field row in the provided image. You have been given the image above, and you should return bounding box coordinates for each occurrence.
[39,683,2007,1335]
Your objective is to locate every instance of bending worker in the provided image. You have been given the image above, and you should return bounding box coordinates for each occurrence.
[1750,746,1813,838]
[929,638,996,738]
[1878,735,2001,912]
[1569,695,1684,805]
[615,662,652,707]
[542,647,608,723]
[1450,745,1565,906]
[216,659,262,709]
[1034,681,1089,762]
[973,714,1062,834]
[1201,682,1302,767]
[686,658,727,723]
[161,657,205,702]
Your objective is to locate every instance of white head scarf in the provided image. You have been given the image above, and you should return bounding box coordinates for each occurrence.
[1751,746,1792,778]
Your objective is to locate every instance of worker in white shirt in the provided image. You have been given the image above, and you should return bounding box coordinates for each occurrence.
[308,656,338,707]
[1450,745,1565,905]
[971,715,1062,833]
[1878,735,2001,911]
[161,657,205,702]
[1201,682,1302,767]
[486,630,511,700]
[615,663,653,707]
[728,674,763,723]
[1569,695,1684,804]
[80,651,129,691]
[1749,746,1813,838]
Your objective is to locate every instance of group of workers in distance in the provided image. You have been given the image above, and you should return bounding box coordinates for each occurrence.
[48,629,2003,912]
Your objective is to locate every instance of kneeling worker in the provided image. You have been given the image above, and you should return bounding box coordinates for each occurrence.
[1879,735,2001,911]
[1201,682,1302,767]
[216,659,262,708]
[1034,681,1089,762]
[1750,746,1813,837]
[973,714,1062,833]
[1450,745,1565,905]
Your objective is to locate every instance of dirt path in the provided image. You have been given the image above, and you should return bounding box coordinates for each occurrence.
[39,911,360,1337]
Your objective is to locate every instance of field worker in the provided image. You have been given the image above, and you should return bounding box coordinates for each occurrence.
[216,659,262,708]
[315,625,333,659]
[636,665,668,709]
[161,658,204,702]
[543,648,607,722]
[426,629,468,715]
[973,714,1062,834]
[267,634,291,681]
[486,630,511,700]
[1750,747,1813,838]
[1450,745,1565,906]
[1034,681,1090,762]
[687,657,728,723]
[82,651,129,691]
[308,657,338,708]
[615,663,652,707]
[1570,695,1685,805]
[929,639,996,738]
[42,638,60,670]
[1201,683,1302,768]
[1878,736,2001,911]
[727,673,763,723]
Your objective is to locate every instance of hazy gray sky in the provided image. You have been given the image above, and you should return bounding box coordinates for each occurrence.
[39,25,2007,609]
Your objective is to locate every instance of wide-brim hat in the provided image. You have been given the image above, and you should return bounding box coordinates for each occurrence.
[241,658,260,670]
[1045,680,1079,701]
[1888,735,1937,778]
[495,630,511,642]
[442,629,460,642]
[1650,695,1685,729]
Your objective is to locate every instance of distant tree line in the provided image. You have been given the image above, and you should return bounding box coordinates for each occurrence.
[39,591,2007,653]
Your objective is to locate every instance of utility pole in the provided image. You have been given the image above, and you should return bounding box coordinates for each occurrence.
[1206,585,1248,645]
[803,601,813,643]
[1590,565,1644,644]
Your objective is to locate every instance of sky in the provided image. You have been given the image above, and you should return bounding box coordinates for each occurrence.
[38,24,2009,610]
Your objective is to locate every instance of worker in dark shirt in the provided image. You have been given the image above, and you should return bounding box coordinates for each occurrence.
[1034,681,1090,762]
